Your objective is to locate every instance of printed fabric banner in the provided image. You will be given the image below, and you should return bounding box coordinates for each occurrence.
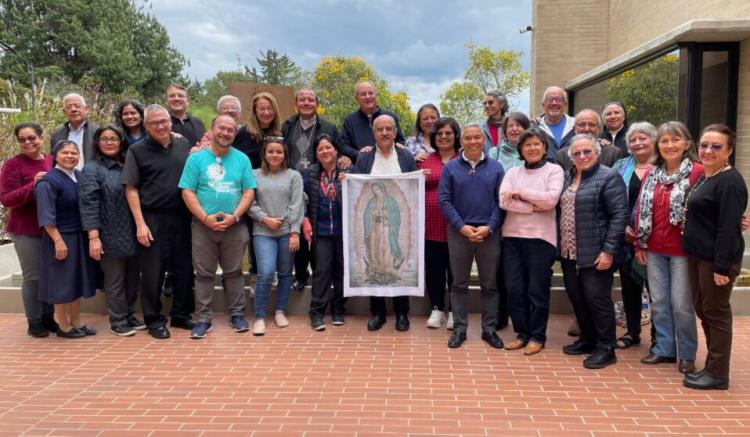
[342,171,425,297]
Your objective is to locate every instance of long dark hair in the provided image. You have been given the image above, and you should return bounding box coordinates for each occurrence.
[429,117,461,152]
[114,99,145,136]
[93,125,128,164]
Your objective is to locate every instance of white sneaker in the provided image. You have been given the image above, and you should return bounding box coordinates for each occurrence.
[253,318,266,336]
[446,312,454,330]
[426,307,445,329]
[274,310,289,328]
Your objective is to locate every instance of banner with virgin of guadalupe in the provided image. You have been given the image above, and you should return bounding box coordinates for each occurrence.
[342,172,425,297]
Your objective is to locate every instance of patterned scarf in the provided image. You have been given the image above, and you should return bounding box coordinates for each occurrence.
[320,168,337,201]
[636,157,693,248]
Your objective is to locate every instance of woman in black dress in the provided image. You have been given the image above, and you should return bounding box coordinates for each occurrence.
[35,140,96,338]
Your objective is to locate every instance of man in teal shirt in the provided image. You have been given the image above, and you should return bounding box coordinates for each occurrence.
[179,114,256,338]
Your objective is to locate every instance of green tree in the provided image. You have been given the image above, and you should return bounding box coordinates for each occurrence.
[310,56,414,129]
[607,54,679,126]
[464,43,530,96]
[0,0,186,100]
[245,49,308,88]
[439,81,485,125]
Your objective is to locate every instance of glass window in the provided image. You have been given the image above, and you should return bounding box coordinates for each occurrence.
[573,50,680,126]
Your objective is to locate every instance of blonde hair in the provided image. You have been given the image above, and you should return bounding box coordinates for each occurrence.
[247,92,281,142]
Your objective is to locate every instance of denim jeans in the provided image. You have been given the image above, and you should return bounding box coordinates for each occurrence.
[253,234,294,319]
[647,251,697,360]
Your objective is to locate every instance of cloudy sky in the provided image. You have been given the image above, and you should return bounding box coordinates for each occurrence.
[150,0,533,112]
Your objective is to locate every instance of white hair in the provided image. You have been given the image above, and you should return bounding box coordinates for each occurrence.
[216,95,241,113]
[372,114,396,133]
[355,80,376,96]
[144,104,170,121]
[542,86,567,104]
[567,133,601,158]
[460,122,485,140]
[62,93,87,107]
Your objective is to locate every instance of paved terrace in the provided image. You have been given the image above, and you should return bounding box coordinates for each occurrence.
[0,313,748,437]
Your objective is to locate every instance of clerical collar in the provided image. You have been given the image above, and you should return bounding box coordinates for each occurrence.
[300,115,317,130]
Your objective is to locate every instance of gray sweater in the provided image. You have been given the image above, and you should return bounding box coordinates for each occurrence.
[248,168,304,236]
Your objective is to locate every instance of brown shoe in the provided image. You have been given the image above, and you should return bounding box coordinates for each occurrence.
[504,338,526,350]
[523,341,544,356]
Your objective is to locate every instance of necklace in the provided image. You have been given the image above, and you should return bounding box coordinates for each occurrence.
[681,163,729,234]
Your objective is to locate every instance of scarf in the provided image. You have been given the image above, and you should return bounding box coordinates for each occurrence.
[320,168,337,201]
[636,157,693,248]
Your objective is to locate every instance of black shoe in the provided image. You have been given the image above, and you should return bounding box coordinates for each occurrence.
[76,325,97,336]
[481,331,504,349]
[27,322,49,338]
[111,325,136,337]
[395,314,410,332]
[448,331,467,348]
[42,314,59,332]
[679,360,696,374]
[562,340,596,355]
[293,279,308,292]
[686,369,706,380]
[170,318,196,330]
[640,353,677,365]
[367,315,386,331]
[149,326,171,339]
[583,349,617,369]
[311,317,326,331]
[331,314,345,326]
[128,317,147,331]
[56,327,86,339]
[683,372,729,390]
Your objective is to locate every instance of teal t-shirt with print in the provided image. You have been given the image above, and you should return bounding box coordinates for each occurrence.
[178,147,256,215]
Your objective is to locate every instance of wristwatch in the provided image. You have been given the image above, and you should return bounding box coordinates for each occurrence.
[232,214,240,223]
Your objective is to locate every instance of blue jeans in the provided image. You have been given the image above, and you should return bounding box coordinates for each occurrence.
[253,234,294,319]
[647,252,697,360]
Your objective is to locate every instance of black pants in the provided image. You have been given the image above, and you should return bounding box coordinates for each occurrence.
[245,219,257,275]
[503,238,556,344]
[309,236,346,318]
[139,210,195,328]
[294,237,311,283]
[495,239,509,325]
[370,296,409,317]
[424,240,451,311]
[619,263,649,340]
[560,258,616,350]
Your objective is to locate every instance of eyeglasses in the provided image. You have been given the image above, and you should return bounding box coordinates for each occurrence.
[147,119,170,127]
[99,137,120,143]
[545,97,565,104]
[17,135,39,143]
[264,135,285,144]
[482,101,497,106]
[571,149,594,159]
[375,126,394,133]
[699,142,726,152]
[436,131,455,137]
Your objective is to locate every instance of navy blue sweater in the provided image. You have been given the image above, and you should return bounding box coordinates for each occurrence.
[438,155,505,231]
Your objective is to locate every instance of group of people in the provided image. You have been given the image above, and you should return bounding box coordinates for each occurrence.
[0,80,746,391]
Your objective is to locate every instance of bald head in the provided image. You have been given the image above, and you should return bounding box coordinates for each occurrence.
[574,109,602,136]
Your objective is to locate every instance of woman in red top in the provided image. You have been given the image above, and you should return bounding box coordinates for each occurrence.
[635,121,701,374]
[0,122,56,337]
[417,117,460,329]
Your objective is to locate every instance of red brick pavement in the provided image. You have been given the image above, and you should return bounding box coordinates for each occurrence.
[0,313,748,437]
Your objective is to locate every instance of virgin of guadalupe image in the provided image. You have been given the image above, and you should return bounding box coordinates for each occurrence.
[363,182,404,284]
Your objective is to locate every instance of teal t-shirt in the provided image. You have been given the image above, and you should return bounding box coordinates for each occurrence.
[178,147,256,215]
